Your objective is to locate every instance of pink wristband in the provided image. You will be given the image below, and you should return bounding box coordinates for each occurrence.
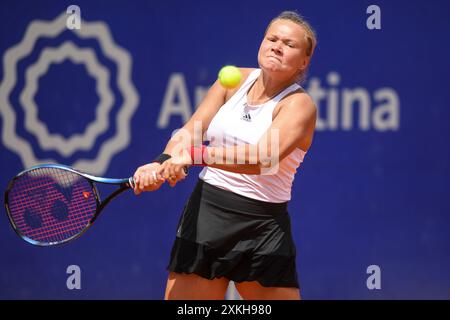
[189,145,208,166]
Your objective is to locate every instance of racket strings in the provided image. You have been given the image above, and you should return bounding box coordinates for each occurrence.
[7,167,97,244]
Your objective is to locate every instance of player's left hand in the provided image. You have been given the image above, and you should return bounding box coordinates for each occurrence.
[133,162,165,195]
[157,151,191,187]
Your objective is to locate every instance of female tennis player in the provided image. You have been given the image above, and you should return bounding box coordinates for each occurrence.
[133,11,317,300]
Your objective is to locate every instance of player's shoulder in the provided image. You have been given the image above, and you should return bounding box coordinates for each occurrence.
[238,67,257,83]
[281,87,316,116]
[238,67,257,74]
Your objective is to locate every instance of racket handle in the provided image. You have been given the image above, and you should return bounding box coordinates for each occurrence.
[127,166,187,189]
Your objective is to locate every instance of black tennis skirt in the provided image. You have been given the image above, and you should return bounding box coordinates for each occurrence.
[167,179,299,288]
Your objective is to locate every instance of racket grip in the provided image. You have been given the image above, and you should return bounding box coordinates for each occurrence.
[128,167,187,188]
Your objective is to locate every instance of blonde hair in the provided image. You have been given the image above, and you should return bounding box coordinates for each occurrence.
[266,11,317,57]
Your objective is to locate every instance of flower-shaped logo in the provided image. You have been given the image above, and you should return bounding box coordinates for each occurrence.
[0,13,139,175]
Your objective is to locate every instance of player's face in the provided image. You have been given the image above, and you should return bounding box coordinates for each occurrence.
[258,19,309,79]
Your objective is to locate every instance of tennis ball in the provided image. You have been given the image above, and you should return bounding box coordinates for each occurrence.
[218,65,242,89]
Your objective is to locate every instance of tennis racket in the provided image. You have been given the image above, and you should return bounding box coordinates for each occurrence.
[4,164,134,246]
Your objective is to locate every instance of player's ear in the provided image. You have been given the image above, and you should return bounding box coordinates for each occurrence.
[300,56,309,71]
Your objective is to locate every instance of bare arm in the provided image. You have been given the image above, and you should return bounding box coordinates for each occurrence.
[161,79,227,156]
[133,69,251,192]
[161,91,316,179]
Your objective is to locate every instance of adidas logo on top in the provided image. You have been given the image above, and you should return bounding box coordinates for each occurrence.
[241,112,252,122]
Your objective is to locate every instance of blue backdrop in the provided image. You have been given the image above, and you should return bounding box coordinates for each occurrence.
[1,0,449,299]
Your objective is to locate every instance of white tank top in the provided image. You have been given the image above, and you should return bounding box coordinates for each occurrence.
[199,69,307,203]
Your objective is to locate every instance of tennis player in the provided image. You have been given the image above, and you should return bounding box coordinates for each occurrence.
[133,11,317,300]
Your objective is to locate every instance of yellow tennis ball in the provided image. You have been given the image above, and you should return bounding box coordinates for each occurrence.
[218,65,242,89]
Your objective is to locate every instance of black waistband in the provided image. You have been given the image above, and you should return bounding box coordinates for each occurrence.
[195,179,288,216]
